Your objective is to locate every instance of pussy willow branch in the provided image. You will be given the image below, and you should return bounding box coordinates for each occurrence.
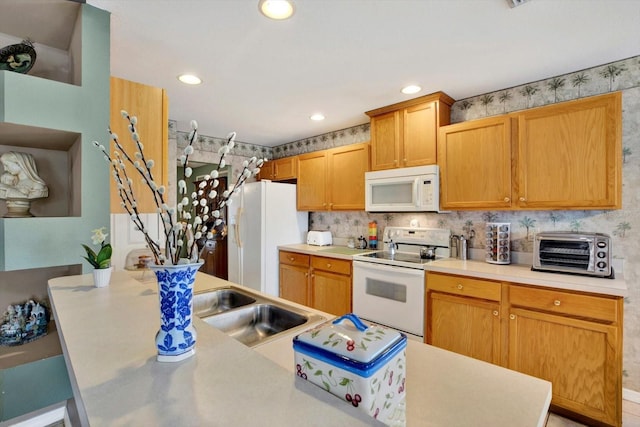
[94,111,265,266]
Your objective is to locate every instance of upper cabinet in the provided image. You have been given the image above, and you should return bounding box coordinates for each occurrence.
[438,116,513,210]
[297,143,370,211]
[438,92,622,211]
[257,156,297,181]
[110,77,168,214]
[366,92,454,171]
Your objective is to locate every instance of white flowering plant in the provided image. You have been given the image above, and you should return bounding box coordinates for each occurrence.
[82,227,112,269]
[92,111,265,265]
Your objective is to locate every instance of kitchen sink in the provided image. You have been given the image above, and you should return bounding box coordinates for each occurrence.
[194,286,326,347]
[201,304,308,347]
[194,288,256,317]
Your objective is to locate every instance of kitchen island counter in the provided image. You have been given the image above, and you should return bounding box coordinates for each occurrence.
[49,271,551,426]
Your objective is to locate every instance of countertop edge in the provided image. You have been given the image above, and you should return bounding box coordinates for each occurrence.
[279,244,628,297]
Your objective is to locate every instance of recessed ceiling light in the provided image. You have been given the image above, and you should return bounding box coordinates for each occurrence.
[178,74,202,85]
[310,113,325,121]
[401,85,422,95]
[258,0,295,20]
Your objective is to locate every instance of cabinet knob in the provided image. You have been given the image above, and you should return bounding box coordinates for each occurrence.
[403,158,407,162]
[457,284,463,290]
[519,197,526,202]
[493,310,499,316]
[503,197,510,203]
[327,263,332,268]
[509,314,516,320]
[553,299,561,306]
[305,272,308,277]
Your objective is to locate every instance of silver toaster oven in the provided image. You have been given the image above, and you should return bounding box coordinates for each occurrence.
[532,232,613,278]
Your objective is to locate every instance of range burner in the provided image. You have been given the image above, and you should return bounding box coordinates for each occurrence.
[353,226,451,269]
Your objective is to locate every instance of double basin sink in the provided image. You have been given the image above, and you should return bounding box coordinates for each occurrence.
[193,286,326,347]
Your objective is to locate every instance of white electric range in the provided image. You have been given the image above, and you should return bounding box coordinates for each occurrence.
[352,226,450,339]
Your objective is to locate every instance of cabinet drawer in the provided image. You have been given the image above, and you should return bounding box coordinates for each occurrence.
[279,251,310,267]
[311,256,351,275]
[509,285,619,323]
[427,273,501,301]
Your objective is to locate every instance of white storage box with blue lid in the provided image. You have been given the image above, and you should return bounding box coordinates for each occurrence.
[293,314,407,425]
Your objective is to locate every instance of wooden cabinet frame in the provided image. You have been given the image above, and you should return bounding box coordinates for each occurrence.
[366,92,454,171]
[438,92,622,210]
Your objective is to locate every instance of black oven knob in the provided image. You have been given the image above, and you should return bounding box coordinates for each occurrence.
[597,251,607,258]
[597,261,607,269]
[597,241,607,248]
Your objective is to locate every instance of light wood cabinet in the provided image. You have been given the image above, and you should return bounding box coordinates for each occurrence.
[516,92,621,209]
[110,77,169,213]
[438,92,622,210]
[366,92,454,170]
[258,156,297,181]
[310,256,352,316]
[438,116,513,210]
[279,251,310,306]
[297,143,370,211]
[426,271,623,426]
[279,251,352,316]
[426,272,503,365]
[508,285,622,427]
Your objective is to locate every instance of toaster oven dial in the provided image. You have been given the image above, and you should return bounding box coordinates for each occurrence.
[597,241,607,248]
[597,261,607,269]
[597,251,607,258]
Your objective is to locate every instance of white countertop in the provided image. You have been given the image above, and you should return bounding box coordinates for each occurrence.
[279,244,627,297]
[48,271,551,426]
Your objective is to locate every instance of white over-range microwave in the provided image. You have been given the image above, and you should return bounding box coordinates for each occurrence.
[365,165,441,212]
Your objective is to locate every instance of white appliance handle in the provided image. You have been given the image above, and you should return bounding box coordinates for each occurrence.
[235,206,244,249]
[354,260,424,276]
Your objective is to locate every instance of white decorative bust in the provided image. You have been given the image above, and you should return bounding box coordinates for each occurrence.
[0,151,48,217]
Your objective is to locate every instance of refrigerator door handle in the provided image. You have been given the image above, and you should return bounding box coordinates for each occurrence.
[235,206,243,249]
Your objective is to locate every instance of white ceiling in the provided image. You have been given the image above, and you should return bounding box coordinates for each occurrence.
[86,0,640,147]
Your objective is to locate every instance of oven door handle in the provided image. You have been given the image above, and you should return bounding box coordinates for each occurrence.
[354,261,425,276]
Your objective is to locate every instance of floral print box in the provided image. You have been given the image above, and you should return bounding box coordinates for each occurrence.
[293,314,407,425]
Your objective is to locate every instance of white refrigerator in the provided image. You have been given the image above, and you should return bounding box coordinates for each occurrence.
[227,181,308,297]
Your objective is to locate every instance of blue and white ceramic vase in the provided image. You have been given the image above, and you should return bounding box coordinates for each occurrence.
[149,261,203,363]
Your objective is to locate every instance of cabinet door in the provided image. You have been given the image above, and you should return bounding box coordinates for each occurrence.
[516,92,621,209]
[110,77,168,213]
[274,156,297,181]
[328,143,370,210]
[257,161,275,181]
[403,102,437,167]
[427,292,501,365]
[311,270,351,316]
[508,307,620,426]
[279,263,309,306]
[297,151,327,210]
[370,111,401,171]
[438,116,512,210]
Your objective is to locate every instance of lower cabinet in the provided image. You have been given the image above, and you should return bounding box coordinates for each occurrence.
[426,272,503,365]
[425,272,623,427]
[508,285,622,427]
[279,251,352,316]
[279,251,310,306]
[310,256,352,316]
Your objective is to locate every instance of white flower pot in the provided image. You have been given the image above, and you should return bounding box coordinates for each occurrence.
[93,266,113,288]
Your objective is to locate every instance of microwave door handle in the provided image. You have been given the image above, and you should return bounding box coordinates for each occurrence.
[413,177,420,208]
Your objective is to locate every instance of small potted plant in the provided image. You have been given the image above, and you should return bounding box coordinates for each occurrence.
[82,227,113,287]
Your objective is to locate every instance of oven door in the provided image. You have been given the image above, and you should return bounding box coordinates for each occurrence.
[352,260,425,337]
